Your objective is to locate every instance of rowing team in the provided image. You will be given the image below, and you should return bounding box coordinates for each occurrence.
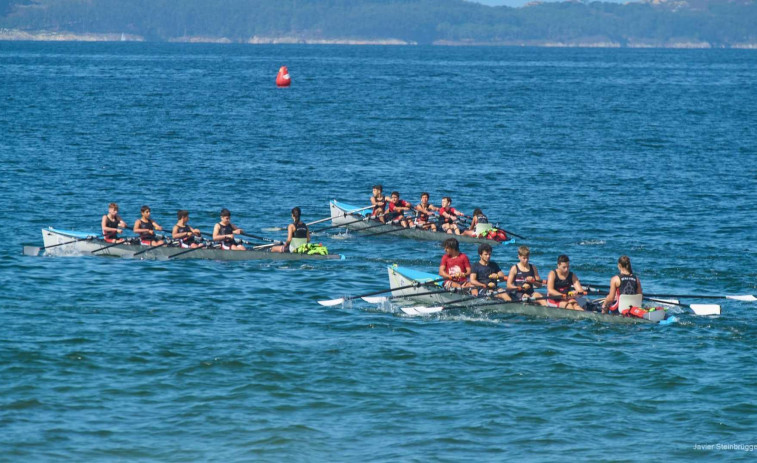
[370,185,509,241]
[101,203,311,253]
[439,238,641,314]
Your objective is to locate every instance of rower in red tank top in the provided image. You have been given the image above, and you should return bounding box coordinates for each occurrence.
[438,196,465,235]
[385,191,412,228]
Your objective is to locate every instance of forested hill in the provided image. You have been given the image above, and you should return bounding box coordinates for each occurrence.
[1,0,756,47]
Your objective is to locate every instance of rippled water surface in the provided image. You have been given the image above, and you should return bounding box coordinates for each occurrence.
[1,42,757,461]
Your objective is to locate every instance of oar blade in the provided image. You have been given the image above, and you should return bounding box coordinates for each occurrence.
[401,306,443,315]
[23,246,41,256]
[317,298,345,307]
[362,296,389,304]
[727,295,757,302]
[690,304,721,316]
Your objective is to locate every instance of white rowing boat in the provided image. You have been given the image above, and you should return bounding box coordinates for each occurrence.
[35,228,344,261]
[329,200,515,246]
[386,265,677,324]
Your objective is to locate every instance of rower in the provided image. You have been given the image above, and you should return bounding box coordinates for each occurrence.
[601,255,643,314]
[101,202,127,243]
[438,196,465,235]
[385,191,412,228]
[133,205,164,246]
[414,192,438,231]
[370,184,388,223]
[546,254,585,310]
[439,238,471,290]
[172,210,202,249]
[213,208,245,251]
[462,208,495,237]
[469,243,511,300]
[272,207,310,253]
[506,245,546,305]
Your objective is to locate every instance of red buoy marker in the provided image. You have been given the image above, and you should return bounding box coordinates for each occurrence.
[276,66,291,87]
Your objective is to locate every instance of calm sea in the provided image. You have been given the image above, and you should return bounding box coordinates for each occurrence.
[1,42,756,461]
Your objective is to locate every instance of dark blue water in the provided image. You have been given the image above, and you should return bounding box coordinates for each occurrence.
[2,42,757,461]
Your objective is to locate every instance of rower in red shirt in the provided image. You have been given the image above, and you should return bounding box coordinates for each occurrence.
[439,238,472,289]
[438,196,465,235]
[385,191,412,228]
[414,192,438,231]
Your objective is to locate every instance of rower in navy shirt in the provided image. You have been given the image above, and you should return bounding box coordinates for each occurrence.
[602,255,643,313]
[101,202,127,243]
[469,243,511,300]
[507,245,546,305]
[272,207,310,253]
[133,205,164,246]
[172,210,203,249]
[213,208,245,251]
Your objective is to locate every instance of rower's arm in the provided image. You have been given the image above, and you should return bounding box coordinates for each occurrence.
[469,272,484,288]
[212,224,224,241]
[438,263,451,280]
[152,221,163,231]
[603,276,621,309]
[532,266,543,287]
[102,215,119,234]
[572,275,584,294]
[283,224,295,246]
[506,266,518,290]
[546,271,561,298]
[133,220,145,234]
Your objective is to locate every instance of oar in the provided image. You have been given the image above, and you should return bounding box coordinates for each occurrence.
[241,232,280,244]
[129,239,171,258]
[400,292,515,315]
[306,204,374,226]
[313,216,371,233]
[494,227,526,241]
[167,243,210,259]
[23,235,97,256]
[362,288,453,304]
[91,239,131,254]
[317,278,445,307]
[640,292,755,302]
[360,222,412,238]
[645,297,720,316]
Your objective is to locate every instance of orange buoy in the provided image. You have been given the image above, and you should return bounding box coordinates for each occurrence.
[276,66,291,87]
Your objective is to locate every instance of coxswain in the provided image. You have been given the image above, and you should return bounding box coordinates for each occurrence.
[370,184,388,223]
[172,210,202,249]
[469,243,511,300]
[462,208,495,238]
[213,208,245,251]
[546,254,585,310]
[132,205,164,246]
[101,202,127,243]
[272,207,310,253]
[601,255,643,314]
[385,191,412,228]
[438,196,465,235]
[414,192,438,231]
[439,238,471,289]
[506,245,546,305]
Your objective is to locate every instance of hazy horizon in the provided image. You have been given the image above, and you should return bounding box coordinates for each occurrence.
[471,0,629,6]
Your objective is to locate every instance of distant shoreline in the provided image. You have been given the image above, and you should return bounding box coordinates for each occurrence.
[1,29,756,49]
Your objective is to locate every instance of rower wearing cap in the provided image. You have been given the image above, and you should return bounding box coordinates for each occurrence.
[546,254,585,310]
[601,255,643,314]
[101,202,127,243]
[385,191,412,228]
[133,205,164,246]
[469,243,511,300]
[439,238,471,289]
[414,192,438,231]
[213,208,245,251]
[506,245,546,305]
[370,184,388,223]
[172,210,202,249]
[438,196,465,235]
[272,207,310,253]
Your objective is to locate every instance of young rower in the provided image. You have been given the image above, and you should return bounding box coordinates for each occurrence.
[370,184,388,223]
[172,210,203,249]
[101,202,127,243]
[438,196,465,235]
[439,238,472,290]
[546,254,585,310]
[385,191,412,228]
[462,208,495,238]
[213,208,245,251]
[133,205,164,246]
[469,243,511,300]
[506,245,546,305]
[414,192,438,231]
[601,255,643,314]
[272,207,310,253]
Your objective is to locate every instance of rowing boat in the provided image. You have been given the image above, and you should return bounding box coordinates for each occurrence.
[37,228,344,261]
[329,200,515,246]
[386,265,675,324]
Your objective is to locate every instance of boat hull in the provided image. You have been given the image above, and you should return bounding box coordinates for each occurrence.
[387,266,659,324]
[330,200,513,246]
[40,228,343,261]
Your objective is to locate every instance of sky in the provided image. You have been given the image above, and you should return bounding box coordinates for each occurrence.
[471,0,628,6]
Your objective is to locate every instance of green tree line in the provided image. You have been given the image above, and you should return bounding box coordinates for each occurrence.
[1,0,756,46]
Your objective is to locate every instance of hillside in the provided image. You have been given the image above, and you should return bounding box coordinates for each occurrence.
[1,0,756,47]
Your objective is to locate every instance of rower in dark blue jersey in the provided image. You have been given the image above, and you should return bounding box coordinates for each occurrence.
[469,243,511,300]
[506,245,546,305]
[172,210,203,249]
[272,207,310,253]
[212,208,245,251]
[133,205,164,246]
[602,255,643,313]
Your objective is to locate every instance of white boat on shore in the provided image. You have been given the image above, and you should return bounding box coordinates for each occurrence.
[32,228,344,262]
[329,200,515,246]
